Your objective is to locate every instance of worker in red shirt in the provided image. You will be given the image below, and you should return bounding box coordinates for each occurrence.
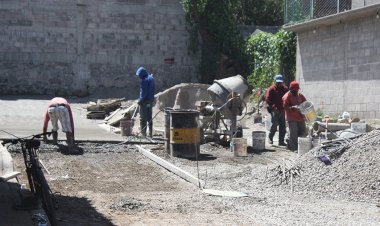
[265,74,288,146]
[282,81,307,151]
[43,97,75,146]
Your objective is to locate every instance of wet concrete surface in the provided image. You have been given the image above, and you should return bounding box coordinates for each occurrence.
[0,95,124,141]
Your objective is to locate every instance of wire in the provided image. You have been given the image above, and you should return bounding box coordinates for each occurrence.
[0,129,20,139]
[117,108,163,145]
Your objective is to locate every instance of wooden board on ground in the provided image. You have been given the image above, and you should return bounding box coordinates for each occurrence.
[106,104,137,126]
[87,98,125,112]
[0,171,20,181]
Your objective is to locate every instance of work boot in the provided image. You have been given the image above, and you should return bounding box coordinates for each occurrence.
[52,131,58,145]
[278,141,287,146]
[148,124,153,138]
[268,136,273,145]
[66,132,75,146]
[140,122,147,136]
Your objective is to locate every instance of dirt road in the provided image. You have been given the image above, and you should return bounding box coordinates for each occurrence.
[10,139,380,226]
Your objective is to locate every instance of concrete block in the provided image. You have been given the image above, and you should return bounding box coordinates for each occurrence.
[351,122,367,133]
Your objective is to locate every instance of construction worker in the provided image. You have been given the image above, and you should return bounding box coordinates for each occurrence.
[136,66,155,137]
[282,81,307,151]
[43,97,75,146]
[265,74,288,146]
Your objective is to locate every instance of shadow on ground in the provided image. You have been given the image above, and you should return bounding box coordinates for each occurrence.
[55,194,115,226]
[247,146,276,154]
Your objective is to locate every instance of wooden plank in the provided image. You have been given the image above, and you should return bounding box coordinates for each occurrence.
[135,145,204,188]
[107,104,137,126]
[0,171,20,181]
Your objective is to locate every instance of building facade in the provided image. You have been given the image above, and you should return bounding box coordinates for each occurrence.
[284,0,380,119]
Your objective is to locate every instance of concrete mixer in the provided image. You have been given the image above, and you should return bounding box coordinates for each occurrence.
[195,75,251,143]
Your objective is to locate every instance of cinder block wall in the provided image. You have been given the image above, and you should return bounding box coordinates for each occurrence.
[296,11,380,119]
[352,0,380,8]
[0,0,198,97]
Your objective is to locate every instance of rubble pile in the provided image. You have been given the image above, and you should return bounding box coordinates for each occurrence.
[291,129,380,202]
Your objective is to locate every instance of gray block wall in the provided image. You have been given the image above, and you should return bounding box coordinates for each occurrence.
[0,0,199,98]
[296,8,380,119]
[352,0,380,8]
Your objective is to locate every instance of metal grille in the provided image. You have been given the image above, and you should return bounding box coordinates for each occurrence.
[285,0,352,25]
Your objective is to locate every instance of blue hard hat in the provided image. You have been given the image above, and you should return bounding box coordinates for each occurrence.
[274,74,283,82]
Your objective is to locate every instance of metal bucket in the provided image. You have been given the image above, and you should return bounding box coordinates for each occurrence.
[207,75,250,105]
[120,120,133,136]
[231,138,247,157]
[252,131,266,150]
[298,137,312,155]
[170,110,200,158]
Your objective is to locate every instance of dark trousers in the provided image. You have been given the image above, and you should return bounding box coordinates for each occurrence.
[287,121,307,151]
[139,101,153,136]
[269,110,286,143]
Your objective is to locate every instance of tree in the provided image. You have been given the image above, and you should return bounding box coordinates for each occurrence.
[246,30,296,89]
[182,0,249,83]
[234,0,284,26]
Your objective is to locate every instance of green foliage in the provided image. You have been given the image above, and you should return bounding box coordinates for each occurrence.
[234,0,284,26]
[316,108,324,118]
[182,0,248,83]
[246,30,296,90]
[246,32,280,88]
[276,30,297,83]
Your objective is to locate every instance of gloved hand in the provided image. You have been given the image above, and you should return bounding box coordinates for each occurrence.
[290,105,300,110]
[43,135,48,143]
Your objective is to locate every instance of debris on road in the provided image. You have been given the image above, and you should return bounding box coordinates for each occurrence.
[86,98,125,119]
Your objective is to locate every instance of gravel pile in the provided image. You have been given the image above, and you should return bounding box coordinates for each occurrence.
[285,129,380,203]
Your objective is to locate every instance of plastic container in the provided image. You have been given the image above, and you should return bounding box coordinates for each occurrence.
[351,122,367,133]
[299,101,317,122]
[298,137,312,155]
[264,115,272,131]
[252,131,266,150]
[230,138,247,157]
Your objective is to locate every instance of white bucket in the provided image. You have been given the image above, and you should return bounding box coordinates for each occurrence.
[252,131,266,150]
[299,101,317,122]
[230,138,247,157]
[312,138,319,148]
[298,137,312,155]
[264,115,272,131]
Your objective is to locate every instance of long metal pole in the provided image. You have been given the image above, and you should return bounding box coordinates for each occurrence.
[337,0,340,13]
[311,0,314,19]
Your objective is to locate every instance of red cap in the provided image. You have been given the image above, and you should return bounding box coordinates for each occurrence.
[289,81,300,90]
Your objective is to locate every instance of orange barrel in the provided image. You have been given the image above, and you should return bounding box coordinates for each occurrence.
[120,119,133,136]
[170,110,200,158]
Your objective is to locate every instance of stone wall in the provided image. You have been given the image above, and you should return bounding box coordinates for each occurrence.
[0,0,199,98]
[294,4,380,119]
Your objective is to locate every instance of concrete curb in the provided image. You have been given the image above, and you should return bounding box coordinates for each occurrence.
[0,142,16,182]
[135,145,204,189]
